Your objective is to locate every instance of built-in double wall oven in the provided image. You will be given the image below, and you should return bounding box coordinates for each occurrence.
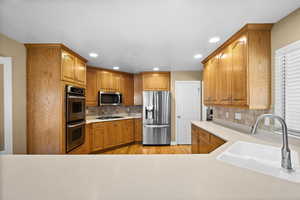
[66,85,86,152]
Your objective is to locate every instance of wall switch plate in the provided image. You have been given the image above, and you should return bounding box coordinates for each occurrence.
[226,112,229,119]
[235,113,242,120]
[264,117,270,126]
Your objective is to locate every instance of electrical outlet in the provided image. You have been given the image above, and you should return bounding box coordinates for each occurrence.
[235,113,242,120]
[226,112,229,119]
[264,117,270,126]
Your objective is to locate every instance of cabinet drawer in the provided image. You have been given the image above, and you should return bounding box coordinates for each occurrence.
[92,122,106,129]
[210,134,225,147]
[198,129,210,143]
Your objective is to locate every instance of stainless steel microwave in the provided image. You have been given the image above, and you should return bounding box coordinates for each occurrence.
[98,92,122,106]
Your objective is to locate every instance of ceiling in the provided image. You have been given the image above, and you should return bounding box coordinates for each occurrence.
[0,0,299,73]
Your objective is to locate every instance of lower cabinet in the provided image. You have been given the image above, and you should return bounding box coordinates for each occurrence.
[191,124,226,154]
[90,119,135,153]
[134,118,142,142]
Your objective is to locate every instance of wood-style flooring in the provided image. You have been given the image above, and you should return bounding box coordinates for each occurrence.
[102,144,192,154]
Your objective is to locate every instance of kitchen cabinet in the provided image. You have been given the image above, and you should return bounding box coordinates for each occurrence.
[91,123,106,152]
[25,43,87,154]
[191,124,225,154]
[121,119,134,144]
[134,73,143,105]
[85,67,134,106]
[134,118,142,142]
[88,119,135,153]
[86,68,98,106]
[61,50,87,86]
[203,57,218,104]
[202,24,272,109]
[97,70,114,92]
[121,74,134,106]
[97,70,122,92]
[231,37,247,106]
[142,72,170,91]
[218,46,232,105]
[61,50,75,82]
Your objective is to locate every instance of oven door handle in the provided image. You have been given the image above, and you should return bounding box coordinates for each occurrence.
[68,95,86,99]
[67,122,86,128]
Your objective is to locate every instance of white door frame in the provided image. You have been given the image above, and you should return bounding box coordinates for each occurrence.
[0,57,13,154]
[175,81,201,144]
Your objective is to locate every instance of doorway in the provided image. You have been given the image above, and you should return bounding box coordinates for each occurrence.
[0,57,13,154]
[175,81,201,144]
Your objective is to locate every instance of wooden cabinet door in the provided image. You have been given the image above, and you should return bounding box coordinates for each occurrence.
[142,73,154,90]
[142,72,170,91]
[122,120,134,144]
[91,124,105,152]
[103,122,116,148]
[231,37,248,106]
[203,64,210,104]
[112,121,122,146]
[97,70,112,92]
[86,68,98,106]
[134,118,142,142]
[120,74,134,106]
[74,58,86,85]
[111,73,121,92]
[198,139,211,154]
[209,57,218,103]
[191,125,199,154]
[125,75,134,105]
[134,74,143,105]
[218,47,232,105]
[61,50,75,82]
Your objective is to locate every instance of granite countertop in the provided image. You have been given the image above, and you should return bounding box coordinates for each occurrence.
[1,121,300,200]
[85,113,142,124]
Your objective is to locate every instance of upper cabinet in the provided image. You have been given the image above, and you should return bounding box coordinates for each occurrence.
[142,72,170,91]
[61,50,87,86]
[202,24,272,110]
[134,73,143,105]
[86,66,134,107]
[86,68,98,107]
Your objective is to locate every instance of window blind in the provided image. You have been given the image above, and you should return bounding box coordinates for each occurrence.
[275,40,300,137]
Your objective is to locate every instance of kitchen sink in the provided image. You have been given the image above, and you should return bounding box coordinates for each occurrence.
[217,141,300,183]
[96,116,124,120]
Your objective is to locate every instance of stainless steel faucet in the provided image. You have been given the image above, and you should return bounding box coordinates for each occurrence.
[251,114,292,170]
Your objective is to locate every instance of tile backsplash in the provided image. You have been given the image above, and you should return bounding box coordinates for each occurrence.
[86,105,142,116]
[213,106,271,127]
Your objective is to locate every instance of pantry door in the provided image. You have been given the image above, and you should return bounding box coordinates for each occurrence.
[175,81,201,144]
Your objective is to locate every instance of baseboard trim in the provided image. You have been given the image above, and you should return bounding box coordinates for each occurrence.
[171,141,177,146]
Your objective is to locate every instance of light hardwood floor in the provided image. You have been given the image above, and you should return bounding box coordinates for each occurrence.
[101,144,192,154]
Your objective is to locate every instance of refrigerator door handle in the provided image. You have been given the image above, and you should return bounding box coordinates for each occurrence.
[144,125,170,128]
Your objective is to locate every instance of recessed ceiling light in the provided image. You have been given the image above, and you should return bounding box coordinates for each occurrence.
[89,52,98,58]
[113,66,119,70]
[209,37,220,43]
[194,54,203,59]
[153,67,159,71]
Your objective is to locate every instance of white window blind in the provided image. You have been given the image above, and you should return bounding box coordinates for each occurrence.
[275,40,300,137]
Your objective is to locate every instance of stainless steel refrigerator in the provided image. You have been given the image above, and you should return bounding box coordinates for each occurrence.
[143,91,171,145]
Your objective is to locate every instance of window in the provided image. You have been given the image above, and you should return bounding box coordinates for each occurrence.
[275,40,300,137]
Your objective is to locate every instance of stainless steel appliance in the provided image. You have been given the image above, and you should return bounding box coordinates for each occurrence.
[66,85,86,152]
[143,91,171,145]
[98,92,122,106]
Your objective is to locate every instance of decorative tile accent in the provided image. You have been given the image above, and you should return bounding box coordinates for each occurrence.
[213,106,272,130]
[86,105,142,116]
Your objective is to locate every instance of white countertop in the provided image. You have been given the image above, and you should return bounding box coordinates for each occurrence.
[1,121,300,200]
[86,114,142,124]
